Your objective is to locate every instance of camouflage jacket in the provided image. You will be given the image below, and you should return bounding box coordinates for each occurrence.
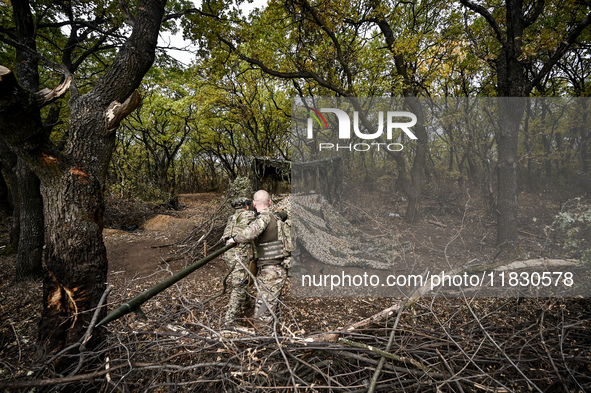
[233,208,273,244]
[222,209,256,240]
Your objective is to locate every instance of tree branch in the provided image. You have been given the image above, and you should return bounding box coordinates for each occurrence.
[0,36,73,78]
[527,11,591,92]
[217,36,349,96]
[91,0,166,106]
[459,0,507,48]
[106,90,142,132]
[35,76,73,107]
[0,66,65,175]
[523,0,545,28]
[299,0,355,93]
[163,7,231,23]
[118,0,135,26]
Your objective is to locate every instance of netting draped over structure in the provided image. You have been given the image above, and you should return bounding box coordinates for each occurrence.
[285,193,409,270]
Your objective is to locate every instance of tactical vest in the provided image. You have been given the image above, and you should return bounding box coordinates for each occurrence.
[256,212,293,261]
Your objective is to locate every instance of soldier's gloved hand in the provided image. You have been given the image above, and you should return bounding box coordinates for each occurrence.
[226,237,237,246]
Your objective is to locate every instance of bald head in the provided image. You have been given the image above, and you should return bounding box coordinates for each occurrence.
[252,190,271,212]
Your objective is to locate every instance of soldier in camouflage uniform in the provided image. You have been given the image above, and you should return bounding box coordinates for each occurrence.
[221,197,256,324]
[230,190,289,323]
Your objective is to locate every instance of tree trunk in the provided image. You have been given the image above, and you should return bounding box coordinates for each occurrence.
[155,157,172,193]
[494,0,526,247]
[0,136,20,254]
[405,98,428,223]
[496,98,524,246]
[374,16,428,224]
[12,0,45,279]
[0,0,166,369]
[577,100,590,173]
[38,170,107,359]
[15,158,44,280]
[0,161,10,216]
[459,0,591,246]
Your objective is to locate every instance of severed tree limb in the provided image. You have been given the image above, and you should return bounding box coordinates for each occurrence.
[436,348,466,393]
[0,361,245,390]
[427,218,447,228]
[35,76,72,107]
[1,65,71,111]
[306,301,404,343]
[68,284,113,376]
[337,338,434,375]
[367,294,413,393]
[367,271,430,392]
[105,90,141,132]
[0,363,131,389]
[308,271,431,343]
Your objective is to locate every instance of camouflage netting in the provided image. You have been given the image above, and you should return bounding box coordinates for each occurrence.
[280,193,409,270]
[272,193,291,216]
[228,176,253,200]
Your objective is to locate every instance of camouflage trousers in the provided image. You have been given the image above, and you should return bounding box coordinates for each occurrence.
[224,250,251,323]
[254,263,287,323]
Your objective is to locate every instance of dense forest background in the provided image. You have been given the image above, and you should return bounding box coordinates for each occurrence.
[2,0,590,205]
[1,0,591,391]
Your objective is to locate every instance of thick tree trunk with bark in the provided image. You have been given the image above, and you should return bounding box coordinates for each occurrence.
[38,170,107,356]
[15,158,44,280]
[12,0,45,279]
[0,0,166,369]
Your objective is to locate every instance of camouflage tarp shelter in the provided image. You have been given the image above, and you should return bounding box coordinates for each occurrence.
[252,157,291,192]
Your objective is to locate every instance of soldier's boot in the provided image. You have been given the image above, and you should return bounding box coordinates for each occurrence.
[224,309,240,325]
[254,297,279,324]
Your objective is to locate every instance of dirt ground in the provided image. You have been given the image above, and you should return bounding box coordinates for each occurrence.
[1,188,590,390]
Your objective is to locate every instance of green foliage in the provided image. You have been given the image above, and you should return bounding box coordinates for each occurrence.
[89,0,591,204]
[228,176,252,199]
[546,198,591,263]
[109,67,195,199]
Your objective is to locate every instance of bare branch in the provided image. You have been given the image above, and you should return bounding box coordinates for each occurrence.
[35,76,73,108]
[106,90,142,132]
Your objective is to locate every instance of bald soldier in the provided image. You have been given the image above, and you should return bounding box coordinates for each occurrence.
[228,190,288,323]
